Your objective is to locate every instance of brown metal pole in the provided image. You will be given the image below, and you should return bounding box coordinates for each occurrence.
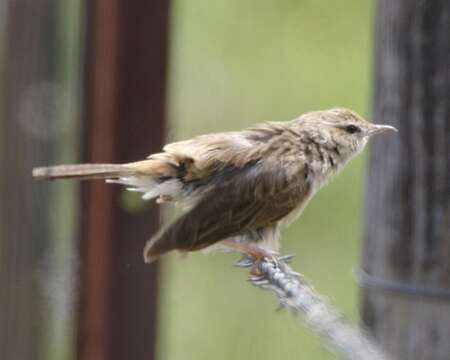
[361,1,450,359]
[78,2,170,360]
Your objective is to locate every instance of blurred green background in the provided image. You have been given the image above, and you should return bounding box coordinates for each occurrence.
[159,1,373,359]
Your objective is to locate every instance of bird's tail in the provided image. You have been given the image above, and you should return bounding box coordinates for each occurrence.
[32,156,179,181]
[32,163,137,180]
[33,156,188,264]
[32,158,184,203]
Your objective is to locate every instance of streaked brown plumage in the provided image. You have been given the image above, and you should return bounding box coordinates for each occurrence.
[33,108,397,263]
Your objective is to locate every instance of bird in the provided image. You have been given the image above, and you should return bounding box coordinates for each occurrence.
[33,108,397,265]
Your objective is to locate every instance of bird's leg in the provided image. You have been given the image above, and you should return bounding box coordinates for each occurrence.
[221,239,277,275]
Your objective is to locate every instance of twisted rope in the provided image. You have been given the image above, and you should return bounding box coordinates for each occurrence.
[236,256,389,360]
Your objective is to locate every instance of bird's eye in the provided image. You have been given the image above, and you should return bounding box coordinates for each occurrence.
[345,124,360,134]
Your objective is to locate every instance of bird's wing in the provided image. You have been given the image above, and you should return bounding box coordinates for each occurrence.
[145,123,290,181]
[143,157,310,262]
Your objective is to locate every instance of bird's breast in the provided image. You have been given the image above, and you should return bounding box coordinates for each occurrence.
[279,157,340,226]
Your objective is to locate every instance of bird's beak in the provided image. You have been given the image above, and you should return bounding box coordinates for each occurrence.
[367,124,398,136]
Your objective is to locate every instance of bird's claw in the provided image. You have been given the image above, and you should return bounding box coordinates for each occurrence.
[233,249,296,277]
[278,254,295,264]
[234,255,254,268]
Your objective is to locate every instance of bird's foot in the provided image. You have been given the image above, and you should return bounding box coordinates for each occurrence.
[226,242,277,275]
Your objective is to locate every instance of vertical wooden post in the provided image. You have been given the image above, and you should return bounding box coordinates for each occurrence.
[0,1,60,359]
[361,1,450,359]
[78,2,170,360]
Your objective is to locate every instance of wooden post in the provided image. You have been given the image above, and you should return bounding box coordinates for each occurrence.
[361,1,450,359]
[0,1,61,359]
[78,1,170,360]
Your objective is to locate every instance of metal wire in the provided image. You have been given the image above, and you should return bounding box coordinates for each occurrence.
[356,268,450,302]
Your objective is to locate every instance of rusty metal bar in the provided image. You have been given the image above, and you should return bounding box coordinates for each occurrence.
[78,1,170,360]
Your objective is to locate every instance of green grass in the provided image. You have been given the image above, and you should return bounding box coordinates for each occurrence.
[157,1,374,359]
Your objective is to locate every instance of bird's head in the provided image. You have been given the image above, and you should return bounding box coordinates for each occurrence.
[297,107,397,160]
